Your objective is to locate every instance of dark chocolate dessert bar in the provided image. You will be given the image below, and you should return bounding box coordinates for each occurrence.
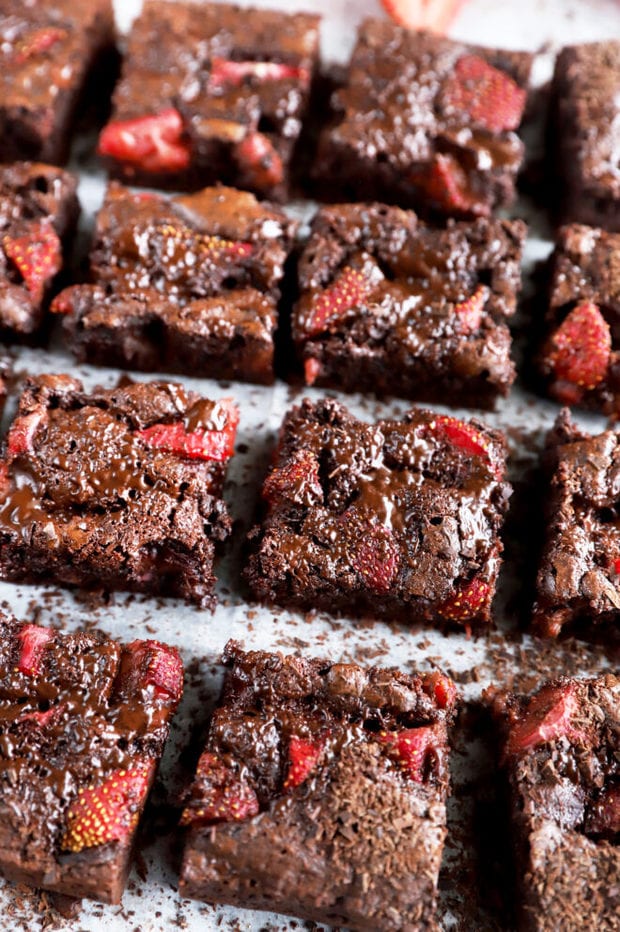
[179,641,457,930]
[0,375,238,608]
[493,674,620,930]
[293,202,526,407]
[246,397,511,629]
[0,0,115,164]
[53,182,296,383]
[0,611,183,903]
[314,19,532,218]
[98,0,320,198]
[0,161,79,335]
[551,40,620,231]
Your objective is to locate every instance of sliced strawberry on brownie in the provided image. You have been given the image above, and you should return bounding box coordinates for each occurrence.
[98,108,191,174]
[543,302,611,404]
[427,414,504,479]
[437,575,492,624]
[441,54,527,132]
[298,255,384,339]
[180,751,259,826]
[377,724,444,782]
[117,640,184,704]
[413,154,487,218]
[263,449,323,507]
[453,285,488,334]
[2,220,62,303]
[209,58,309,89]
[283,735,326,790]
[15,623,53,677]
[137,398,239,462]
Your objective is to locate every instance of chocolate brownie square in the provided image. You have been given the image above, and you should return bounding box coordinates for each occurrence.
[314,20,532,219]
[97,0,320,198]
[0,610,183,903]
[551,41,620,232]
[0,161,79,335]
[246,398,511,629]
[0,374,237,608]
[53,182,296,384]
[0,0,115,165]
[294,202,527,408]
[533,409,620,638]
[492,674,620,930]
[179,641,457,929]
[538,224,620,415]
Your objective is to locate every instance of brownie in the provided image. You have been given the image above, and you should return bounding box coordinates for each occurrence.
[97,1,320,199]
[492,674,620,930]
[0,0,115,165]
[0,374,237,608]
[0,161,79,335]
[0,610,183,903]
[179,641,457,930]
[53,182,296,383]
[246,397,511,629]
[293,202,527,408]
[533,409,620,638]
[538,223,620,415]
[551,41,620,232]
[314,20,532,219]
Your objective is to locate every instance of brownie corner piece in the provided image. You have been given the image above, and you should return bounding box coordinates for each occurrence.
[293,202,526,407]
[246,397,511,629]
[539,223,620,414]
[179,641,457,929]
[492,674,620,930]
[314,19,532,218]
[0,0,116,165]
[97,0,320,197]
[551,40,620,232]
[0,374,237,607]
[54,182,296,383]
[533,409,620,638]
[0,161,80,335]
[0,610,183,903]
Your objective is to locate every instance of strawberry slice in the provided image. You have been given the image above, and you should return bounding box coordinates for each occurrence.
[2,220,62,303]
[15,27,66,64]
[303,357,322,386]
[506,683,586,757]
[6,409,46,457]
[235,131,284,189]
[546,302,611,399]
[378,724,442,782]
[422,671,457,709]
[16,624,53,677]
[19,703,65,728]
[438,576,491,624]
[414,153,486,217]
[152,226,253,263]
[454,285,487,334]
[61,761,153,853]
[180,751,259,826]
[586,785,620,838]
[302,266,374,338]
[347,519,400,594]
[121,640,184,703]
[441,55,527,133]
[137,399,239,462]
[98,108,191,173]
[50,287,77,315]
[283,736,325,791]
[381,0,463,32]
[209,58,309,89]
[263,449,323,506]
[427,414,502,479]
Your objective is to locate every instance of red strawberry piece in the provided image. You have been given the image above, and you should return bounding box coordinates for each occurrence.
[50,287,79,315]
[2,220,62,303]
[16,624,53,677]
[283,736,325,791]
[6,409,46,457]
[506,683,586,757]
[209,58,309,89]
[137,399,239,462]
[0,462,9,497]
[454,285,487,334]
[349,521,400,594]
[122,640,184,703]
[19,703,65,728]
[378,724,441,782]
[614,558,620,576]
[422,671,457,709]
[235,131,284,189]
[303,266,373,338]
[303,357,322,386]
[98,108,191,173]
[61,761,153,853]
[415,153,486,217]
[381,0,463,32]
[586,785,620,838]
[196,233,253,261]
[438,575,490,624]
[180,751,259,826]
[546,302,611,398]
[15,27,66,64]
[263,449,323,506]
[441,55,527,133]
[427,414,502,479]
